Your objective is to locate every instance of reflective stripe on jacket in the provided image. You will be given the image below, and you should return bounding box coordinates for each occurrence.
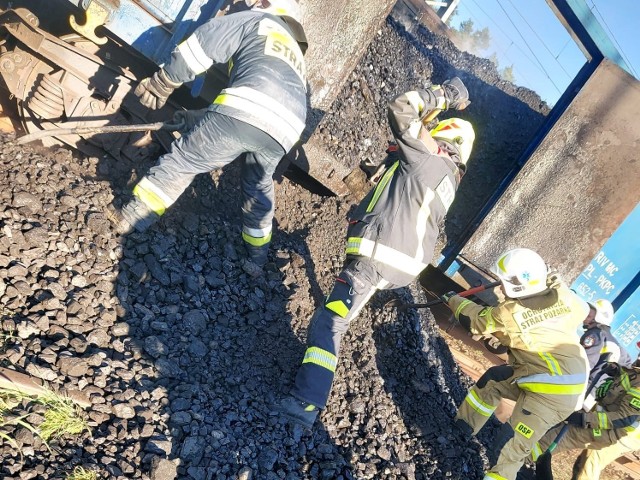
[163,11,307,152]
[449,277,590,398]
[346,90,461,287]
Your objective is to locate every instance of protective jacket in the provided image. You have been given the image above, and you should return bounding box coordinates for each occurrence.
[449,275,590,398]
[581,324,633,371]
[163,10,307,152]
[534,366,640,470]
[346,90,462,287]
[583,367,640,431]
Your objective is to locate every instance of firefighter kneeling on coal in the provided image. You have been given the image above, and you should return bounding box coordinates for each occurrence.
[533,360,640,480]
[275,77,474,428]
[441,248,590,480]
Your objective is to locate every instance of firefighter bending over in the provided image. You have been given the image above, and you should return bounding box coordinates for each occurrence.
[108,0,307,267]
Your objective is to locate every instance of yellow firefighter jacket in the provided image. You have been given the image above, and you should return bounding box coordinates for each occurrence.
[586,367,640,431]
[448,275,590,397]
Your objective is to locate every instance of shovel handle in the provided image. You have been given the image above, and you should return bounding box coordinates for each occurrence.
[398,280,502,310]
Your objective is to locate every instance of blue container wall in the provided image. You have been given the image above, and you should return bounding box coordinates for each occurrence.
[571,203,640,359]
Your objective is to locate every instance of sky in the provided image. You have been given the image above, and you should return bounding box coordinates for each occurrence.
[449,0,640,106]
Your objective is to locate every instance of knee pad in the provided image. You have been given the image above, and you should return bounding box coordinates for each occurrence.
[476,365,514,389]
[324,275,355,319]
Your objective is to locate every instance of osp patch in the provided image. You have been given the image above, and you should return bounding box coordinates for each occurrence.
[515,422,534,439]
[630,397,640,410]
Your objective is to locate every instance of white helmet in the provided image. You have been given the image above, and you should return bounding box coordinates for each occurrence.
[493,248,548,299]
[588,299,615,326]
[430,118,476,165]
[251,0,308,53]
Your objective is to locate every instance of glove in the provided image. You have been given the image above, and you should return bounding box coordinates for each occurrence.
[134,69,182,110]
[441,291,457,303]
[566,411,586,427]
[596,378,614,400]
[172,108,209,134]
[442,77,471,110]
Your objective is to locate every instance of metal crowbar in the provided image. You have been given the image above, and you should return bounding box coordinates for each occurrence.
[384,280,502,312]
[15,121,183,145]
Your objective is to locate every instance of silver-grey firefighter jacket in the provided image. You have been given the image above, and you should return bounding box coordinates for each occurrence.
[163,10,307,152]
[346,90,461,287]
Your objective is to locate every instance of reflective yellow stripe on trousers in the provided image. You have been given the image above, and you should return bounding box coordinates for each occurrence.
[464,389,497,417]
[484,472,508,480]
[133,178,175,215]
[302,346,337,373]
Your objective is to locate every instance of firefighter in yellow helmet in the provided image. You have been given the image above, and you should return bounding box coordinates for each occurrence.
[442,248,590,480]
[275,78,474,428]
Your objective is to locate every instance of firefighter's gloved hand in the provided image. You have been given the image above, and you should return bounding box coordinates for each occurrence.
[596,378,614,400]
[134,69,182,110]
[172,108,209,134]
[442,77,471,110]
[441,291,458,304]
[566,411,586,428]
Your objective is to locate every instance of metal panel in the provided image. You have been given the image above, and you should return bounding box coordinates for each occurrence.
[460,61,640,284]
[611,287,640,360]
[571,204,640,359]
[571,204,640,304]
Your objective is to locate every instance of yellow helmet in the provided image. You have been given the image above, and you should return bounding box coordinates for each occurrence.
[430,118,475,165]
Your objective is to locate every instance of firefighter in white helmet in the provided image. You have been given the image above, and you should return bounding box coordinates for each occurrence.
[108,0,307,267]
[580,298,632,414]
[442,248,590,480]
[581,299,632,372]
[276,78,474,428]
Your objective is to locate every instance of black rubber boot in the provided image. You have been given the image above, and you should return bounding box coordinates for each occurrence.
[106,204,135,235]
[274,395,319,429]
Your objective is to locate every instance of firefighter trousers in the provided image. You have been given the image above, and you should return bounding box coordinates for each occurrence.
[457,373,579,480]
[121,111,285,240]
[291,257,391,408]
[572,431,640,480]
[534,423,630,479]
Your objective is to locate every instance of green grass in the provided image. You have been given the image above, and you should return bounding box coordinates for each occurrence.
[66,466,98,480]
[36,390,89,441]
[0,386,89,448]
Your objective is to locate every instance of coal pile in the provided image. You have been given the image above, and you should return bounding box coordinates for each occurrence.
[0,11,546,480]
[313,15,550,245]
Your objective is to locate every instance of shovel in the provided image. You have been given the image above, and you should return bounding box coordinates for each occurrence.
[385,280,501,311]
[15,121,183,145]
